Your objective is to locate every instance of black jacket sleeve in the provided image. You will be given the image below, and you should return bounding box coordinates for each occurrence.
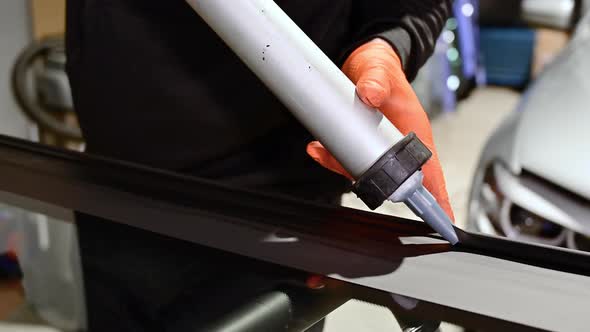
[349,0,452,81]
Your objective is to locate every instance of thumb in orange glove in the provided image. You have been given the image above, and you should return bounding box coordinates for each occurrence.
[307,38,454,221]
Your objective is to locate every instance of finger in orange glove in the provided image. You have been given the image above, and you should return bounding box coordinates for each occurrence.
[306,39,454,221]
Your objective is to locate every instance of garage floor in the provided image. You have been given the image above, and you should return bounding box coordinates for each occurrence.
[0,87,520,331]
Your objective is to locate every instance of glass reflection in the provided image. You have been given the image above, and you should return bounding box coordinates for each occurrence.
[0,201,85,331]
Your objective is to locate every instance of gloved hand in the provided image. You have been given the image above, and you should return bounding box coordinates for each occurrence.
[306,38,454,221]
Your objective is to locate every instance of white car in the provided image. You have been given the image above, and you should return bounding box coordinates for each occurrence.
[467,13,590,251]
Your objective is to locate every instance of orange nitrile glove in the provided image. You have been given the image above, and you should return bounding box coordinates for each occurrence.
[306,38,455,221]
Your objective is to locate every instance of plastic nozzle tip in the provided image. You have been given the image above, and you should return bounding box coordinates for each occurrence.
[442,224,460,245]
[404,186,459,245]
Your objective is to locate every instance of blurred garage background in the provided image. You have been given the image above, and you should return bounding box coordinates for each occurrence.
[0,0,588,331]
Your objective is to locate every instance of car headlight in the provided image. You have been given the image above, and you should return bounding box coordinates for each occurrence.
[471,163,584,249]
[504,203,566,245]
[568,231,590,252]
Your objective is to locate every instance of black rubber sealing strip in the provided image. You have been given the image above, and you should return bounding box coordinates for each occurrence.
[454,228,590,277]
[0,133,588,278]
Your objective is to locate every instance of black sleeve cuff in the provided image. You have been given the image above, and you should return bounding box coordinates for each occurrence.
[375,27,413,79]
[337,26,415,81]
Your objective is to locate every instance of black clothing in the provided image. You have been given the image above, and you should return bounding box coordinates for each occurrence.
[76,185,340,331]
[77,213,326,332]
[65,0,451,330]
[65,0,451,186]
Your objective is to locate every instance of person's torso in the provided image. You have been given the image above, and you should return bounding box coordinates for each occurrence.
[66,0,353,193]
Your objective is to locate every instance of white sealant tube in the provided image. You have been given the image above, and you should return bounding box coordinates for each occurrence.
[186,0,403,178]
[185,0,460,244]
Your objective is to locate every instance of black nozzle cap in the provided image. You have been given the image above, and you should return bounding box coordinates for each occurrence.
[352,132,432,210]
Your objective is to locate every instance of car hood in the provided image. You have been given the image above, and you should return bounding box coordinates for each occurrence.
[513,20,590,199]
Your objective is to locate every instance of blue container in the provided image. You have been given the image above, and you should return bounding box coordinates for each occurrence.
[479,27,535,87]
